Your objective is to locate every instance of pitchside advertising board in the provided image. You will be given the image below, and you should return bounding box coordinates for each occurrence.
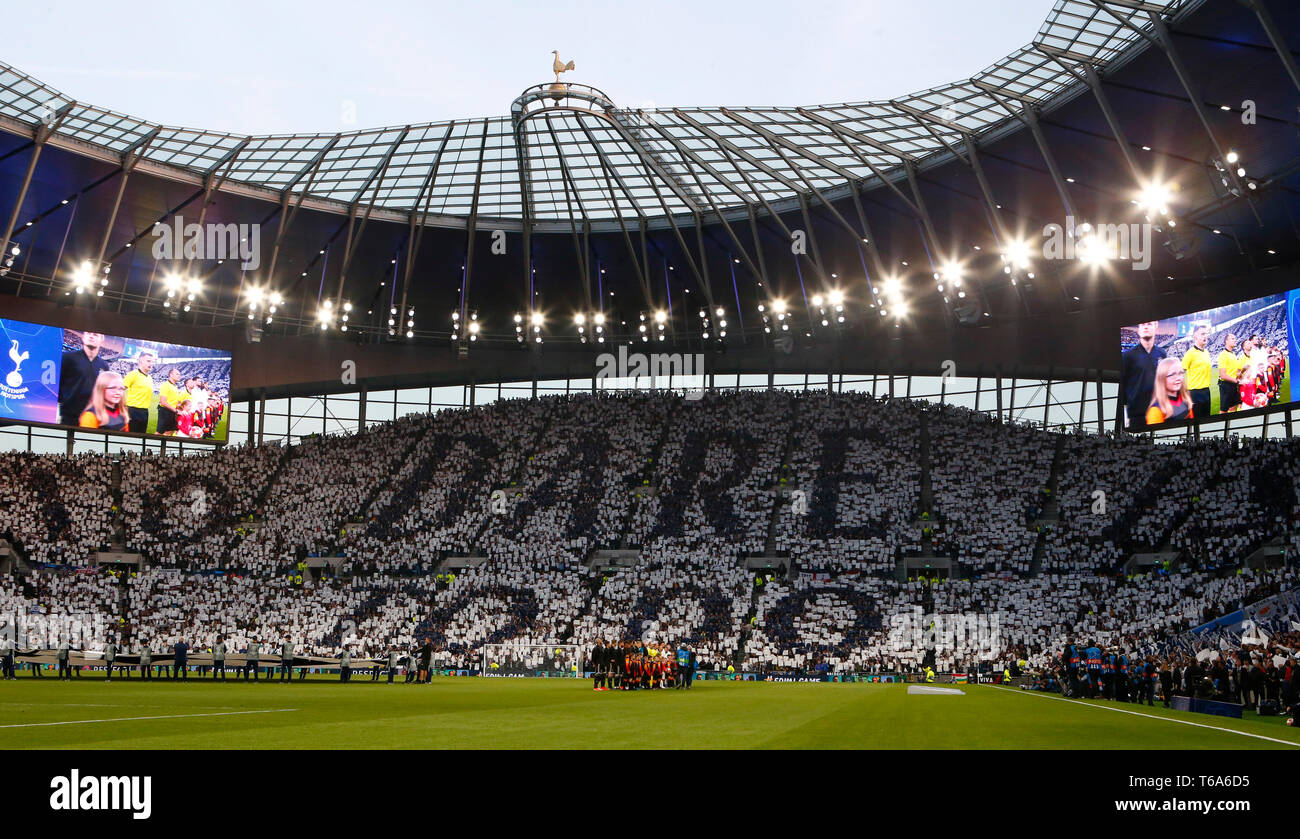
[1120,286,1298,431]
[0,317,232,442]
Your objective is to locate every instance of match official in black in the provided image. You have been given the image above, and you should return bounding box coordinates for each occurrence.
[172,637,189,680]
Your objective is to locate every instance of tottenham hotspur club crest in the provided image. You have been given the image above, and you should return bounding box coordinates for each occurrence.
[6,339,28,388]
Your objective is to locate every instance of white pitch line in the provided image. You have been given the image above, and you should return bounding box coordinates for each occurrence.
[0,708,298,729]
[988,685,1299,748]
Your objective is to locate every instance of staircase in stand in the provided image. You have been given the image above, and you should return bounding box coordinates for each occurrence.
[616,397,678,550]
[902,410,937,581]
[324,425,432,558]
[733,575,767,668]
[220,443,292,565]
[1029,434,1066,577]
[469,403,556,554]
[759,394,802,560]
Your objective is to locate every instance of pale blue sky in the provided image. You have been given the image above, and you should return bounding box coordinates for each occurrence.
[9,0,1059,134]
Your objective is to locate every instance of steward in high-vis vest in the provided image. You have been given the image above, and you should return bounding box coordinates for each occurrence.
[245,640,260,681]
[212,638,227,681]
[280,641,295,682]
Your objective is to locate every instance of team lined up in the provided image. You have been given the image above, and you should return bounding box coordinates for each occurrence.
[589,640,698,690]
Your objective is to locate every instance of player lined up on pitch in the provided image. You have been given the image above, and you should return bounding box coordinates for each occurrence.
[588,639,697,691]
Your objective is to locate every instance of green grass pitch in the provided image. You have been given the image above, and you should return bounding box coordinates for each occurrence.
[2,676,1298,749]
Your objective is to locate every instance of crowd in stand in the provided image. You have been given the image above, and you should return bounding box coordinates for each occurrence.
[0,452,115,566]
[1,389,1297,680]
[773,394,921,574]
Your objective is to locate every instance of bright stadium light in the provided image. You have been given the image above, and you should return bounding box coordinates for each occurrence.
[654,310,667,324]
[574,313,585,326]
[771,299,786,314]
[828,290,844,306]
[72,260,93,294]
[1003,238,1033,270]
[1077,230,1111,267]
[1137,181,1173,216]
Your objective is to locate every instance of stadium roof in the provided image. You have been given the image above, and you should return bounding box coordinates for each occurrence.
[0,0,1198,227]
[0,0,1297,363]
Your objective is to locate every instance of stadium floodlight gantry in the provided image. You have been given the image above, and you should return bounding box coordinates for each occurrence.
[0,0,1298,448]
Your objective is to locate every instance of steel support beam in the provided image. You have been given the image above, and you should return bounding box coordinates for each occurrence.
[636,118,766,288]
[599,114,703,217]
[1091,2,1229,162]
[1238,0,1300,96]
[541,115,594,312]
[1036,45,1145,185]
[334,127,411,305]
[398,127,453,335]
[93,127,161,272]
[462,120,492,326]
[263,134,342,288]
[976,80,1080,219]
[183,136,253,278]
[0,102,75,258]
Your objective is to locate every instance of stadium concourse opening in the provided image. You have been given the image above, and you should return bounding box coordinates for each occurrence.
[0,0,1298,815]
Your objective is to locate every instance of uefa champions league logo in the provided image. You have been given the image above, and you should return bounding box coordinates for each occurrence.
[6,339,28,388]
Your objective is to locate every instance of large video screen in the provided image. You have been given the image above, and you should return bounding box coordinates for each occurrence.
[0,318,231,442]
[1120,291,1294,430]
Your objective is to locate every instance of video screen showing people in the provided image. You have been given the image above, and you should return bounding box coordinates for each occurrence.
[59,331,231,441]
[1121,291,1293,430]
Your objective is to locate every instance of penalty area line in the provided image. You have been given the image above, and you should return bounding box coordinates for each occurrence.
[987,685,1299,748]
[0,708,299,729]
